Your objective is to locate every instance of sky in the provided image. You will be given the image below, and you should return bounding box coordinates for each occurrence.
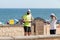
[0,0,60,8]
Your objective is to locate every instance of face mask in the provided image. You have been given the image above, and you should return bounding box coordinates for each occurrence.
[27,12,30,15]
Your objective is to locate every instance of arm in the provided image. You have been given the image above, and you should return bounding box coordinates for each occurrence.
[31,16,34,21]
[21,16,25,23]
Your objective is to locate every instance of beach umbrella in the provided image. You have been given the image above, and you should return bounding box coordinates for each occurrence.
[0,22,2,24]
[0,22,5,25]
[14,19,19,22]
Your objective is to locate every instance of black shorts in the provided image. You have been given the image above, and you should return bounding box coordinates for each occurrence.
[24,26,31,32]
[50,29,56,34]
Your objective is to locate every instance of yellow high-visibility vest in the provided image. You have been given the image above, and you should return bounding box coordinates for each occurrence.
[22,14,32,27]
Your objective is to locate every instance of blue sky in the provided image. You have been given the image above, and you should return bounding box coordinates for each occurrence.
[0,0,60,8]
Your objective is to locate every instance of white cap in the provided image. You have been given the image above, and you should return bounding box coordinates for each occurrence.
[50,13,57,19]
[50,13,56,17]
[27,9,31,12]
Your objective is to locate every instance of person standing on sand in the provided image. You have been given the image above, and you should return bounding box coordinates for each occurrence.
[50,13,57,35]
[22,9,34,36]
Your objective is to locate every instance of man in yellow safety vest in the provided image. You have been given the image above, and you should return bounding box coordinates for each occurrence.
[22,9,34,36]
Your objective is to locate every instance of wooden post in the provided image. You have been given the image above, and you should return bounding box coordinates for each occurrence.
[35,20,44,35]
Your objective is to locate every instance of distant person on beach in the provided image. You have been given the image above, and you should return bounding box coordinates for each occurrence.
[6,21,9,24]
[50,13,57,35]
[22,9,34,36]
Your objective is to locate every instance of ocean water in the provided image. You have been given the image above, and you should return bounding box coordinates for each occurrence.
[0,8,60,24]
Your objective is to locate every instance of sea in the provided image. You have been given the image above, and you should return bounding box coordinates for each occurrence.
[0,8,60,24]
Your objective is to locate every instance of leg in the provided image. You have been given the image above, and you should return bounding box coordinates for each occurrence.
[28,32,31,36]
[24,32,28,36]
[53,29,56,34]
[24,27,28,36]
[28,27,31,36]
